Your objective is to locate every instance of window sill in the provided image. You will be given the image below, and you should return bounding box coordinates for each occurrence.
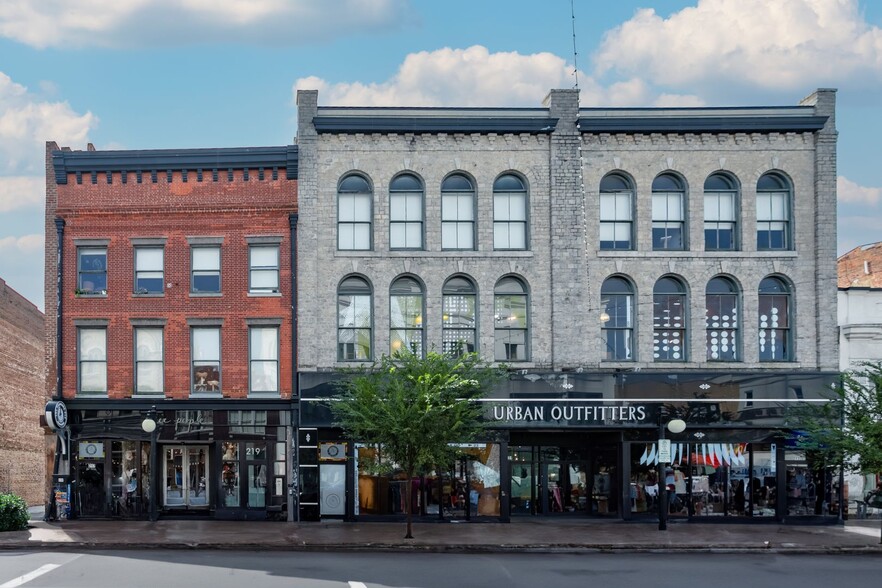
[597,250,799,258]
[132,293,165,298]
[248,291,282,297]
[74,293,107,298]
[335,250,535,258]
[190,391,223,399]
[190,292,223,298]
[248,391,281,399]
[132,393,166,399]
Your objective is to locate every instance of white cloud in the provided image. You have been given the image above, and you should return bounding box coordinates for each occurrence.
[595,0,882,92]
[0,233,44,254]
[0,72,97,176]
[0,176,43,213]
[294,45,702,107]
[839,175,882,205]
[0,0,411,48]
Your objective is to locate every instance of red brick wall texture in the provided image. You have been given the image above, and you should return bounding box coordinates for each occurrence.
[0,278,45,505]
[49,161,297,401]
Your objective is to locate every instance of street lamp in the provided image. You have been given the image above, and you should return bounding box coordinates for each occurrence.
[658,415,686,531]
[141,406,159,522]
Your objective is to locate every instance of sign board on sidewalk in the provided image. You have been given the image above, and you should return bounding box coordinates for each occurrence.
[658,439,671,463]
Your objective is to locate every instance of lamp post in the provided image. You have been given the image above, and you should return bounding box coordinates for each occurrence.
[141,406,159,522]
[657,414,686,531]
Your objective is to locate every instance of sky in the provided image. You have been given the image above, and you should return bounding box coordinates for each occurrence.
[1,0,881,310]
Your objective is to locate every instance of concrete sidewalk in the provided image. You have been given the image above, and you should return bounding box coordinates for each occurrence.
[2,514,881,554]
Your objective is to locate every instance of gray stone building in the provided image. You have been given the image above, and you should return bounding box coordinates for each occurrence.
[294,88,839,523]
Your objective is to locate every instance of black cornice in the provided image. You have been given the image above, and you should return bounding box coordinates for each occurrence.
[577,115,828,134]
[52,145,298,184]
[313,116,559,134]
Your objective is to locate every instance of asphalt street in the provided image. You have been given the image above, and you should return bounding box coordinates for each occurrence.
[1,551,880,588]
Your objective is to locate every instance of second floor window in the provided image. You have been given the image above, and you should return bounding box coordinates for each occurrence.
[600,276,634,361]
[600,173,634,250]
[705,277,739,361]
[192,327,221,393]
[338,174,372,250]
[249,326,279,394]
[135,247,164,294]
[78,327,107,394]
[442,276,477,357]
[390,174,424,249]
[77,247,107,294]
[390,276,424,356]
[493,175,527,250]
[338,276,372,361]
[653,276,687,362]
[652,173,686,250]
[249,245,279,293]
[494,276,528,361]
[135,328,164,394]
[758,276,792,361]
[441,174,475,250]
[191,247,221,293]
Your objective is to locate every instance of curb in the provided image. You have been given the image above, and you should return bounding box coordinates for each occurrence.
[1,542,881,555]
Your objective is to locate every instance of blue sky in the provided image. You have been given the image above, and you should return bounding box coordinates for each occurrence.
[1,0,881,309]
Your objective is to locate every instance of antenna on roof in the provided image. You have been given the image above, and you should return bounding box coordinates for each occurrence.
[570,0,580,90]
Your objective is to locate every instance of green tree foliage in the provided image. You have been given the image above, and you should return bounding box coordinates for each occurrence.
[789,362,882,476]
[0,493,29,532]
[330,351,506,538]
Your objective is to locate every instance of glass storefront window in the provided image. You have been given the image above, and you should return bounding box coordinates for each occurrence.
[222,442,239,507]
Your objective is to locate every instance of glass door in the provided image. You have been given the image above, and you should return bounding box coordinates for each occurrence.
[164,445,209,509]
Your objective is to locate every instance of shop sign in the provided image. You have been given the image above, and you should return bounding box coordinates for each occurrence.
[488,402,648,425]
[45,400,68,431]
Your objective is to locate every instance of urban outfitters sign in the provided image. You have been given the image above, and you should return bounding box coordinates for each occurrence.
[488,402,648,425]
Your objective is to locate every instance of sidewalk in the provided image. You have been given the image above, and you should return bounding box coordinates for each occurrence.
[2,512,881,554]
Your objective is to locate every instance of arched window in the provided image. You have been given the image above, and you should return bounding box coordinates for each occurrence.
[390,276,424,357]
[494,276,528,361]
[653,277,687,362]
[390,173,424,250]
[756,173,791,251]
[442,174,476,250]
[704,173,738,251]
[758,277,792,361]
[442,276,477,357]
[337,276,372,361]
[652,173,686,250]
[338,175,372,250]
[600,173,634,250]
[600,276,634,361]
[706,277,739,361]
[493,174,528,250]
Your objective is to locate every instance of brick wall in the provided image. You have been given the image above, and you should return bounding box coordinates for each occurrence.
[0,278,45,504]
[47,152,297,401]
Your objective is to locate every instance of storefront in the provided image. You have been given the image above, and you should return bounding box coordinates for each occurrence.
[299,370,842,523]
[62,401,292,521]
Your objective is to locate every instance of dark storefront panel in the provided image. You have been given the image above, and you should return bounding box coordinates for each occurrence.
[67,408,289,521]
[299,371,841,523]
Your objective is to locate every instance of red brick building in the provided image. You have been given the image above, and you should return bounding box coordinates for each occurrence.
[0,278,45,505]
[45,143,298,520]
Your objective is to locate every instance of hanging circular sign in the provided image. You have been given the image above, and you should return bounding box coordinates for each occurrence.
[45,400,68,431]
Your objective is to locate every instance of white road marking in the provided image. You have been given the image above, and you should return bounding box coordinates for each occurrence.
[0,564,61,588]
[844,526,881,538]
[348,582,368,588]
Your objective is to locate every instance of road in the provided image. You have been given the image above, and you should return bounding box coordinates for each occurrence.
[1,551,880,588]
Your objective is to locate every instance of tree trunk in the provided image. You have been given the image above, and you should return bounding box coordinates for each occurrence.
[404,469,413,539]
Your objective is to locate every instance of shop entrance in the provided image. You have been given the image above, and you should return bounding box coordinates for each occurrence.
[163,445,209,509]
[509,443,619,516]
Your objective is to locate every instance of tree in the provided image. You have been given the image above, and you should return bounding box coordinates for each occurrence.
[789,361,882,479]
[330,351,506,538]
